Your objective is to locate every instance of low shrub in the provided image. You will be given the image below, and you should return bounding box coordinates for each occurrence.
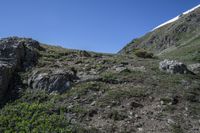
[134,49,154,58]
[0,102,72,133]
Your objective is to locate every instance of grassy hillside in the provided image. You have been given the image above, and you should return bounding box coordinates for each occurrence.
[119,6,200,61]
[159,36,200,62]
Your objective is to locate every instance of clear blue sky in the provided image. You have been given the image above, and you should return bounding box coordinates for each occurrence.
[0,0,199,53]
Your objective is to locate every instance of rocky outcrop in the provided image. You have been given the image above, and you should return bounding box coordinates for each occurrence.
[28,69,78,93]
[0,37,43,103]
[159,59,191,74]
[0,37,43,69]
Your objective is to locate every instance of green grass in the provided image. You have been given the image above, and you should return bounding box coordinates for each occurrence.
[97,86,148,107]
[160,36,200,62]
[171,124,184,133]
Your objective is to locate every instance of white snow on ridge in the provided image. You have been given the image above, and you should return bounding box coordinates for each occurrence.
[152,16,180,31]
[152,4,200,31]
[183,4,200,15]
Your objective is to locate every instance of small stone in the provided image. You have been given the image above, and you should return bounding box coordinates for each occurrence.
[135,114,141,119]
[167,119,175,124]
[107,105,111,108]
[138,128,143,131]
[90,101,96,106]
[73,95,80,100]
[68,105,74,109]
[129,111,133,115]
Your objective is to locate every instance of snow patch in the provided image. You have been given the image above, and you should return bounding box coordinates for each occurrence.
[152,4,200,31]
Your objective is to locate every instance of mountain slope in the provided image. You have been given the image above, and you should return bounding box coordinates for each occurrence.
[0,37,199,133]
[119,5,200,62]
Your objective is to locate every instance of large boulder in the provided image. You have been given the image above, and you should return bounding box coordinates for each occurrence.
[188,63,200,74]
[28,69,78,93]
[159,59,191,74]
[0,37,43,103]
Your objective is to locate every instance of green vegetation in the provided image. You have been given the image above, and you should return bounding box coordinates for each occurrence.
[134,49,154,58]
[160,36,200,62]
[97,87,147,107]
[0,98,72,132]
[0,89,89,133]
[171,124,184,133]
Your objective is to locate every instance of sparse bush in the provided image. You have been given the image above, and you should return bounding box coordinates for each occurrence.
[134,49,154,58]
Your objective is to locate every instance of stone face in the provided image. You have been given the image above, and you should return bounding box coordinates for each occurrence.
[28,69,78,93]
[0,37,43,102]
[159,59,190,74]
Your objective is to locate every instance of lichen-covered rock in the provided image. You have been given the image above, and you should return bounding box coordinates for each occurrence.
[159,59,190,74]
[188,63,200,74]
[28,69,78,93]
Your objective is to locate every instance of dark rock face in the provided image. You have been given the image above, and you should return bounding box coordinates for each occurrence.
[28,69,78,93]
[0,62,15,100]
[0,37,43,103]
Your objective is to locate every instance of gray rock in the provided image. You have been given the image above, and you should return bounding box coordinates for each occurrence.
[159,59,190,74]
[188,63,200,74]
[28,69,78,93]
[115,66,127,72]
